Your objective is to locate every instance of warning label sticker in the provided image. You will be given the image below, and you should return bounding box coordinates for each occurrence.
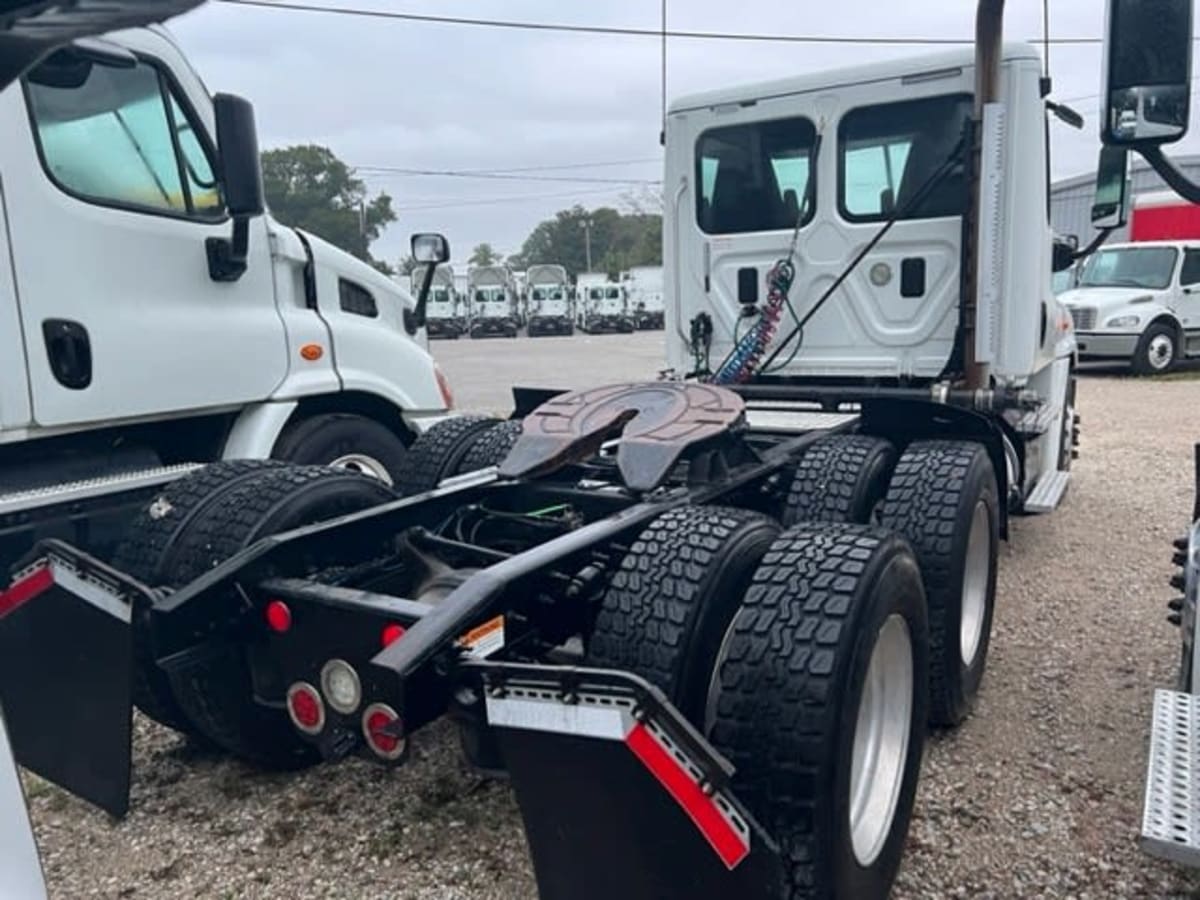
[458,616,506,659]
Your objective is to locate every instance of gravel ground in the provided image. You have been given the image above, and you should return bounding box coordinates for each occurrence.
[22,333,1200,899]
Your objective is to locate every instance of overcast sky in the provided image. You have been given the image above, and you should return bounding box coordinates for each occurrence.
[168,0,1200,266]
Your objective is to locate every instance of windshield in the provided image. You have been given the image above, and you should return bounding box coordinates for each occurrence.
[475,288,507,304]
[589,288,604,300]
[430,288,450,304]
[606,288,621,299]
[1078,247,1178,290]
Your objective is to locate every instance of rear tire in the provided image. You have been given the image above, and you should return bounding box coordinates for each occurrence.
[878,440,998,726]
[587,505,778,725]
[783,434,896,526]
[162,466,396,769]
[273,413,408,487]
[457,420,524,474]
[707,524,928,900]
[113,460,289,734]
[396,416,499,495]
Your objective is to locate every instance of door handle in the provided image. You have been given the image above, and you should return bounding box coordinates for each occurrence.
[42,319,92,390]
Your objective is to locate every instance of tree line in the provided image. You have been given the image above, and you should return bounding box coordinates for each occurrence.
[262,144,661,279]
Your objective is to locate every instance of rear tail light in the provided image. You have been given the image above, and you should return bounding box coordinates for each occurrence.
[265,599,292,633]
[320,659,362,715]
[362,703,407,761]
[287,682,325,735]
[381,623,407,647]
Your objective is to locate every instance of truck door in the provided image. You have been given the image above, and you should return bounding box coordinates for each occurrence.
[0,179,31,431]
[681,90,972,379]
[1,50,287,429]
[1178,248,1200,351]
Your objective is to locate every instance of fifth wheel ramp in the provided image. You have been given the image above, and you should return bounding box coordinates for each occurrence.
[463,662,786,900]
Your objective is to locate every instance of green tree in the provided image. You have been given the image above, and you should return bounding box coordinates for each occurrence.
[510,205,661,278]
[261,145,395,268]
[469,243,503,267]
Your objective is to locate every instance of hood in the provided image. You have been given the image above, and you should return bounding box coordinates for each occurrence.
[297,229,416,311]
[1060,285,1160,310]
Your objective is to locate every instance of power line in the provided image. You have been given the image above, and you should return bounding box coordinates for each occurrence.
[356,165,660,186]
[396,186,632,212]
[214,0,1128,46]
[454,158,660,174]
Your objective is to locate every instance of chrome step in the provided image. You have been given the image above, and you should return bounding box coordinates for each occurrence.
[1024,470,1070,514]
[0,464,201,517]
[1142,689,1200,867]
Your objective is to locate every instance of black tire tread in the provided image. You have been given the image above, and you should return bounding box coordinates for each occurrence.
[397,416,499,496]
[458,420,524,474]
[784,434,896,526]
[588,505,778,721]
[878,439,994,726]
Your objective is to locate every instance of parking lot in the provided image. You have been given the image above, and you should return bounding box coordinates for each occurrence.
[23,331,1200,899]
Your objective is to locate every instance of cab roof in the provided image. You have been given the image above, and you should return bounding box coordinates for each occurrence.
[669,43,1040,115]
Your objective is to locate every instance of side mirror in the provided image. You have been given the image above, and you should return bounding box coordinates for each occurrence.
[1092,146,1131,229]
[1102,0,1193,146]
[412,233,450,265]
[213,93,264,217]
[406,233,451,335]
[206,93,263,282]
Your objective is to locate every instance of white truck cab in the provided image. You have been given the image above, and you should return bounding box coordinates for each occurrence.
[1061,241,1200,374]
[624,265,665,330]
[409,264,464,339]
[467,265,519,338]
[664,43,1080,512]
[576,273,633,334]
[525,264,573,337]
[0,27,453,566]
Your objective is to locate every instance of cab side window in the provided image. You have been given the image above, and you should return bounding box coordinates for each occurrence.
[25,51,225,220]
[1180,249,1200,286]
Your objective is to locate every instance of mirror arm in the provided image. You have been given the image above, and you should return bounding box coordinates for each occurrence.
[1139,145,1200,205]
[205,217,250,283]
[1072,226,1117,263]
[404,264,436,335]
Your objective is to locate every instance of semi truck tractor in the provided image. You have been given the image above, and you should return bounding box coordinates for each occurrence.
[0,25,455,577]
[409,263,464,339]
[468,265,520,338]
[577,273,634,333]
[625,265,666,329]
[525,264,574,336]
[3,1,1133,898]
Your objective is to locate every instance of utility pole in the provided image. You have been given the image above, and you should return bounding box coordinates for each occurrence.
[580,218,593,272]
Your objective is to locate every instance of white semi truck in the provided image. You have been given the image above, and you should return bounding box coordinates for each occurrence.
[576,273,634,334]
[624,265,665,330]
[1,2,1144,899]
[408,263,465,339]
[525,264,574,336]
[467,265,519,338]
[0,25,454,571]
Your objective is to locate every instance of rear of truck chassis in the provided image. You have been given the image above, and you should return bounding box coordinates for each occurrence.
[0,377,1017,900]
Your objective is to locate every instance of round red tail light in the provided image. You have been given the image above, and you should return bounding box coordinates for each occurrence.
[381,623,407,648]
[362,703,406,761]
[286,682,325,735]
[265,600,292,633]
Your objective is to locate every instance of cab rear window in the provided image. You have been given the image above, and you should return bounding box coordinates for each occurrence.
[696,116,816,235]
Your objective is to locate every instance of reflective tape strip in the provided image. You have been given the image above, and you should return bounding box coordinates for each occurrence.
[485,695,628,741]
[0,564,52,619]
[625,723,750,871]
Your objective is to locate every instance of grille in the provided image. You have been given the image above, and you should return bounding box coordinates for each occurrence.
[1069,307,1097,331]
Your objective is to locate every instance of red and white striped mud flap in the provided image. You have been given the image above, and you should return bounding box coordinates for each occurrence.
[469,662,787,900]
[0,540,154,818]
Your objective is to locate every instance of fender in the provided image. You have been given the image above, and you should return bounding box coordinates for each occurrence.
[221,401,298,460]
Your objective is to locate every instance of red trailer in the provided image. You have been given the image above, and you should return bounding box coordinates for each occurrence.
[1131,191,1200,241]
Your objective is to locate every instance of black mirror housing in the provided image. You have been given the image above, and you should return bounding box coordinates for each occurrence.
[1091,145,1130,229]
[1102,0,1193,147]
[412,233,450,265]
[213,93,264,218]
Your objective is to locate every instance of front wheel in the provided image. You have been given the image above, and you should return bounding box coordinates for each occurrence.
[272,413,408,487]
[707,524,929,899]
[1133,322,1179,375]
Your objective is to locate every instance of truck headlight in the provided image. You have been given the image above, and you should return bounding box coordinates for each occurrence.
[1106,315,1140,328]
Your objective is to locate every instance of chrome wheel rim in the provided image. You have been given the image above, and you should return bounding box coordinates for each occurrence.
[328,453,393,487]
[960,501,991,666]
[1148,334,1175,371]
[849,614,914,868]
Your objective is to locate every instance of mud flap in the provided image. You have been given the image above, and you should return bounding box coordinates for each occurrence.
[0,540,147,817]
[461,662,786,900]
